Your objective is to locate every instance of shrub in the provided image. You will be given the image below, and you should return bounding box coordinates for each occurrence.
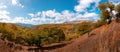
[75,21,92,35]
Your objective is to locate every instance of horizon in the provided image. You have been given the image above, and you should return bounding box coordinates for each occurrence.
[0,0,119,25]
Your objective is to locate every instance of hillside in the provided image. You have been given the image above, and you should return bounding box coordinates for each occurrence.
[0,21,120,52]
[33,24,74,36]
[16,23,33,27]
[46,21,120,52]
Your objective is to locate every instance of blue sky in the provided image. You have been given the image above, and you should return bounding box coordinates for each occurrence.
[0,0,119,25]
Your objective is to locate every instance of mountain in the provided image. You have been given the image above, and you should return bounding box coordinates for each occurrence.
[16,23,33,27]
[64,20,94,24]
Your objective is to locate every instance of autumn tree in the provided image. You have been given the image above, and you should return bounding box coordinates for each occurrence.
[98,4,107,10]
[99,2,120,23]
[39,27,65,45]
[98,2,115,24]
[115,3,120,17]
[75,21,92,35]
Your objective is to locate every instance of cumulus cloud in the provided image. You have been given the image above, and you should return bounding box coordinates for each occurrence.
[0,3,10,23]
[112,0,120,6]
[0,11,10,20]
[0,10,11,23]
[26,9,99,25]
[28,13,35,17]
[110,0,120,3]
[11,0,24,8]
[0,3,7,9]
[0,0,100,25]
[74,0,101,12]
[0,10,99,25]
[13,17,25,23]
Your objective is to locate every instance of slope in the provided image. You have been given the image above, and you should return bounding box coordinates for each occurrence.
[0,21,120,52]
[46,21,120,52]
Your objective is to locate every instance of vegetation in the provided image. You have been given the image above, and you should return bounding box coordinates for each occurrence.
[0,20,107,46]
[75,21,92,35]
[98,2,120,23]
[75,20,107,36]
[0,23,65,46]
[115,3,120,18]
[37,27,65,45]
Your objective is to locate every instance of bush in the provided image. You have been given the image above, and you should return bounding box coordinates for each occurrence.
[92,20,107,28]
[65,34,79,41]
[75,21,92,35]
[38,27,65,45]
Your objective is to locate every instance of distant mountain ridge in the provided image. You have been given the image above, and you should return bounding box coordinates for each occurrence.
[16,23,33,27]
[64,20,95,24]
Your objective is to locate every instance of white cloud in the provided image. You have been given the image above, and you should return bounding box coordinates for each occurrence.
[0,8,30,24]
[0,10,11,23]
[25,9,99,25]
[0,0,100,25]
[11,0,24,8]
[0,10,10,19]
[13,17,25,22]
[74,0,100,12]
[44,10,56,17]
[28,13,35,17]
[69,12,99,21]
[0,10,99,25]
[0,3,7,9]
[0,10,9,15]
[28,12,42,18]
[12,0,17,5]
[82,12,98,18]
[110,0,120,3]
[108,0,119,6]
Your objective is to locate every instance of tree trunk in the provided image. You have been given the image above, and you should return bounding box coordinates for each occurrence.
[116,17,120,23]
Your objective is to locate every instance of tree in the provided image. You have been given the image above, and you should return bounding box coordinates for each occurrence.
[98,4,107,10]
[106,2,115,12]
[98,2,115,24]
[75,21,92,35]
[37,27,65,45]
[100,10,110,20]
[115,3,120,17]
[115,3,120,22]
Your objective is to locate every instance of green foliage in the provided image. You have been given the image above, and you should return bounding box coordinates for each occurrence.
[115,3,120,12]
[0,20,108,46]
[98,4,107,10]
[65,34,79,41]
[99,2,120,23]
[38,27,65,45]
[0,23,65,46]
[75,21,92,35]
[74,20,107,37]
[92,20,107,29]
[115,4,120,17]
[116,12,120,18]
[98,3,112,21]
[106,2,115,11]
[100,10,110,20]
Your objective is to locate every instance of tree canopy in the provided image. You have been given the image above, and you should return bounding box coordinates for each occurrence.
[98,2,120,23]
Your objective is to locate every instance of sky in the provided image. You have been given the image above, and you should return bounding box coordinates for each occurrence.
[0,0,120,25]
